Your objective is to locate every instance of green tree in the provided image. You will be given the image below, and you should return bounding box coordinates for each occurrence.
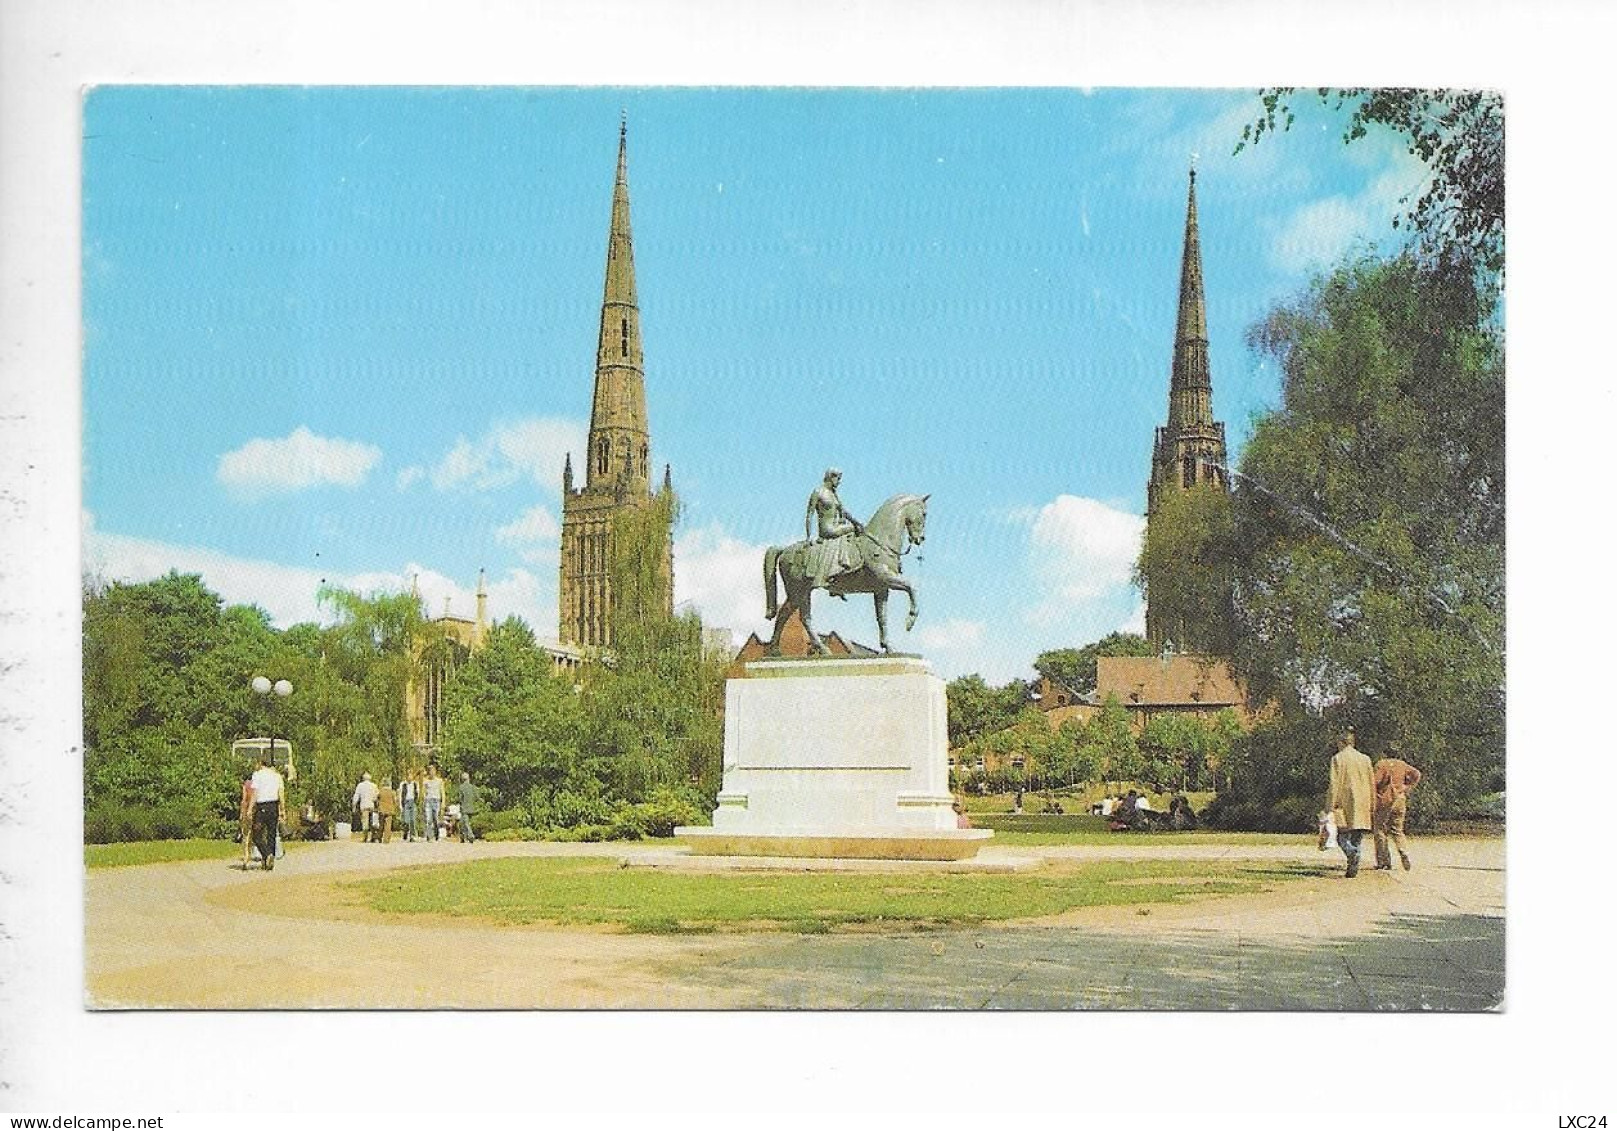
[1079,695,1142,787]
[1203,708,1245,793]
[1238,87,1504,276]
[440,617,586,807]
[1215,254,1503,821]
[1138,713,1215,791]
[1033,633,1154,697]
[945,674,1029,747]
[563,487,726,807]
[583,610,725,803]
[608,489,677,647]
[1135,486,1237,655]
[1056,717,1101,786]
[317,584,443,783]
[82,571,282,837]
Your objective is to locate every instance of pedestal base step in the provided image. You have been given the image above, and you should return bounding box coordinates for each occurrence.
[624,847,1037,874]
[673,826,993,861]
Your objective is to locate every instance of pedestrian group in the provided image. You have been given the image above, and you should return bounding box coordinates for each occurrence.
[350,763,479,844]
[1324,727,1423,878]
[238,758,484,872]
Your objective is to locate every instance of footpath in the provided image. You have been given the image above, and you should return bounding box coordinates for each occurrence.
[83,835,1504,1010]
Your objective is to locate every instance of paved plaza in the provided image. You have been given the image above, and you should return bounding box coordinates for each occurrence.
[84,836,1504,1011]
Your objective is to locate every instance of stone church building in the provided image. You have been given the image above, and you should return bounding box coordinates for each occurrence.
[558,121,675,650]
[1144,168,1231,651]
[1138,169,1247,723]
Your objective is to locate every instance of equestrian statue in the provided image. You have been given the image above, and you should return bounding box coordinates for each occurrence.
[763,468,929,655]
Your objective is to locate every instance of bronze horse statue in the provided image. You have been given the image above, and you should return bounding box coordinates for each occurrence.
[763,493,929,654]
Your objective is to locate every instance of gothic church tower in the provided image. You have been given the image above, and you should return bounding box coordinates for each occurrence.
[559,120,674,648]
[1146,168,1229,645]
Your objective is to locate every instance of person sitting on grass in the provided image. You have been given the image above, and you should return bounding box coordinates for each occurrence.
[1167,794,1198,831]
[1109,789,1141,832]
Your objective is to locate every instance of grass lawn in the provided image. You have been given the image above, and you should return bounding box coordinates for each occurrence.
[986,829,1305,847]
[972,813,1301,847]
[85,839,250,868]
[347,855,1329,934]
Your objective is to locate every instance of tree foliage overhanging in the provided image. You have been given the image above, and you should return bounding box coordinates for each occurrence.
[1238,87,1504,278]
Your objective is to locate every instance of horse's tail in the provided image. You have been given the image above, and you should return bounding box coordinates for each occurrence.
[764,546,781,619]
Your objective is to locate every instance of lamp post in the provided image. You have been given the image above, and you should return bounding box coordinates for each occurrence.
[252,675,294,773]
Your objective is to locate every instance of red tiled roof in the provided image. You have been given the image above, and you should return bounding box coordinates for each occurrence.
[1097,654,1245,707]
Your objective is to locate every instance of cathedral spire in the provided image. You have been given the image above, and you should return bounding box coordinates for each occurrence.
[1147,167,1228,524]
[1169,167,1212,430]
[560,119,672,650]
[584,117,649,492]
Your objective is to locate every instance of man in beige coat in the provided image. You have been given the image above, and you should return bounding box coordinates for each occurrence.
[1326,728,1375,878]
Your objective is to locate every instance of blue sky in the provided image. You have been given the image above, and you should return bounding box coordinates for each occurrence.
[82,86,1427,681]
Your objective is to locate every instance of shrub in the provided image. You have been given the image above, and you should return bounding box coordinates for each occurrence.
[84,801,154,844]
[1266,794,1320,834]
[637,785,704,837]
[550,789,614,830]
[478,808,532,836]
[84,800,220,843]
[608,803,648,841]
[547,823,612,842]
[482,827,541,842]
[194,816,238,841]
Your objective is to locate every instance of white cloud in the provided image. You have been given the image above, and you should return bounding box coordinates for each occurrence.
[1026,495,1145,605]
[915,617,985,653]
[673,522,771,643]
[1017,495,1147,649]
[1270,196,1371,275]
[1117,601,1147,637]
[83,513,557,640]
[85,518,329,626]
[395,466,425,490]
[1141,94,1293,190]
[494,505,561,545]
[1269,135,1431,274]
[493,504,562,565]
[426,416,586,495]
[216,427,381,499]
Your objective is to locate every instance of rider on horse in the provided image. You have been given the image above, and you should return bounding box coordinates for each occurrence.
[803,468,865,590]
[765,478,928,655]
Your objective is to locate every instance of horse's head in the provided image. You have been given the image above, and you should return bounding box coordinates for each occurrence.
[904,494,929,548]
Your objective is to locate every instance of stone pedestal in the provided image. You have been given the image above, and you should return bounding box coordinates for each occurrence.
[675,656,991,860]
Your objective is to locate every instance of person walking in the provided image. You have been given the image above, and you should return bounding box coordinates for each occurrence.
[1372,744,1424,871]
[249,754,285,872]
[422,764,445,841]
[398,771,420,842]
[457,772,480,843]
[1326,728,1375,878]
[238,771,257,869]
[376,778,399,844]
[352,771,379,843]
